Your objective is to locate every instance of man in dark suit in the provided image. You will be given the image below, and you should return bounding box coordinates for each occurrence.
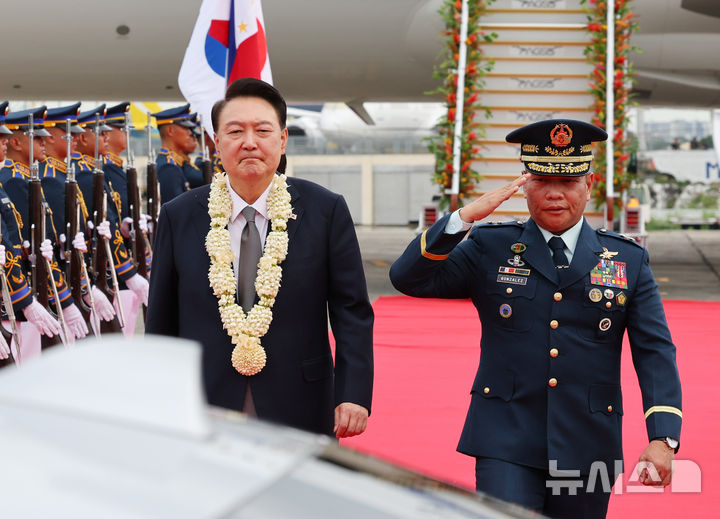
[146,78,373,438]
[390,119,682,518]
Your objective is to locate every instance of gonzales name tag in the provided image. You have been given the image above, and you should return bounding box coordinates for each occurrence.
[590,259,628,289]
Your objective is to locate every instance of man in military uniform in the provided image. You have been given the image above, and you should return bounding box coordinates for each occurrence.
[39,103,116,330]
[72,106,149,331]
[390,119,682,518]
[1,106,88,344]
[0,102,63,360]
[102,102,152,278]
[152,104,198,203]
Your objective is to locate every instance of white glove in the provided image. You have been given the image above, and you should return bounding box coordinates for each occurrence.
[125,273,149,306]
[97,220,111,240]
[63,303,89,340]
[0,332,10,360]
[23,299,62,337]
[138,215,149,233]
[59,233,67,245]
[40,239,53,261]
[0,244,5,266]
[84,286,116,322]
[120,217,133,238]
[73,232,88,252]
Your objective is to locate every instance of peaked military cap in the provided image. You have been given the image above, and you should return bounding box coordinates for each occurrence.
[105,102,131,128]
[45,102,85,134]
[506,119,608,177]
[152,104,196,127]
[5,106,52,137]
[0,101,11,135]
[77,104,112,132]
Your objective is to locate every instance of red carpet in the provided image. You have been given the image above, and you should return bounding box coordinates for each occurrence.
[342,296,718,517]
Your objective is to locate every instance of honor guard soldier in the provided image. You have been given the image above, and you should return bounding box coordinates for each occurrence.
[38,103,85,239]
[390,119,682,518]
[1,106,88,345]
[72,106,149,328]
[102,102,131,221]
[0,102,60,355]
[152,104,198,203]
[40,103,116,331]
[103,102,152,279]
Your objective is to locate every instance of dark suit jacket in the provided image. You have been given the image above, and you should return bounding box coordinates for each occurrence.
[145,177,374,435]
[390,215,682,474]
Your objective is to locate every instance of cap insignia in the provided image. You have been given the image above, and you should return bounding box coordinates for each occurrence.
[550,123,572,147]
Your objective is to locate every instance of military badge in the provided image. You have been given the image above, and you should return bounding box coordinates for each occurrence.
[588,288,602,302]
[603,289,615,300]
[616,292,627,306]
[507,255,526,267]
[498,266,530,276]
[597,247,619,260]
[590,259,628,289]
[599,318,612,331]
[499,304,512,319]
[510,242,527,254]
[550,123,572,147]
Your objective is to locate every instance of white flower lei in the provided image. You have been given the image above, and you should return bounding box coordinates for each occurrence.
[205,172,292,376]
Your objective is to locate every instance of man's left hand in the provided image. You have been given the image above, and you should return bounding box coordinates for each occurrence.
[334,402,368,438]
[638,440,674,486]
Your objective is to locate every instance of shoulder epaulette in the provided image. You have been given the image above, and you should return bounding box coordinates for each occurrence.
[595,227,644,248]
[104,152,123,168]
[46,156,67,175]
[11,161,30,179]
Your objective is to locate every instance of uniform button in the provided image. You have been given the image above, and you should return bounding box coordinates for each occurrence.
[607,405,613,413]
[506,287,513,294]
[550,319,559,329]
[606,301,612,308]
[483,387,490,394]
[550,348,559,358]
[554,292,562,301]
[548,378,558,387]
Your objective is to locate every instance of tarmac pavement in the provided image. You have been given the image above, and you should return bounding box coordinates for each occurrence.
[356,227,720,303]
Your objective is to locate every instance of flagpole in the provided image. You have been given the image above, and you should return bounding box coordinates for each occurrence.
[605,1,615,229]
[450,0,470,212]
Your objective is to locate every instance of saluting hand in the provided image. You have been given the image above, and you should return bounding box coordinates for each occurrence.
[458,174,527,223]
[334,402,369,438]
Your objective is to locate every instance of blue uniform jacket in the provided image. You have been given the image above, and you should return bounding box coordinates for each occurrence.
[390,215,682,474]
[156,148,188,205]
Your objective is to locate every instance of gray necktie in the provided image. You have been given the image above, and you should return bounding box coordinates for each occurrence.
[238,207,262,312]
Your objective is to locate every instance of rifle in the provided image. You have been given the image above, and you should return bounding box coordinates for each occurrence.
[64,119,100,336]
[28,115,66,349]
[0,231,21,366]
[146,113,160,247]
[199,115,213,185]
[125,114,149,281]
[91,114,125,333]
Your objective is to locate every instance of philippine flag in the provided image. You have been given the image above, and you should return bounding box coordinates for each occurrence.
[178,0,272,138]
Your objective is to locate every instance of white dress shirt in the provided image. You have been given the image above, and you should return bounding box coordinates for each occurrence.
[227,177,272,278]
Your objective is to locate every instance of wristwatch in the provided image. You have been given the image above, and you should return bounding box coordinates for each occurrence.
[661,437,679,450]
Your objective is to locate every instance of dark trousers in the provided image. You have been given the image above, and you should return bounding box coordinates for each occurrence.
[475,457,616,519]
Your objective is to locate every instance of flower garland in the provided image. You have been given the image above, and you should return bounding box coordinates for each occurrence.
[205,172,292,376]
[582,0,638,211]
[427,0,497,208]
